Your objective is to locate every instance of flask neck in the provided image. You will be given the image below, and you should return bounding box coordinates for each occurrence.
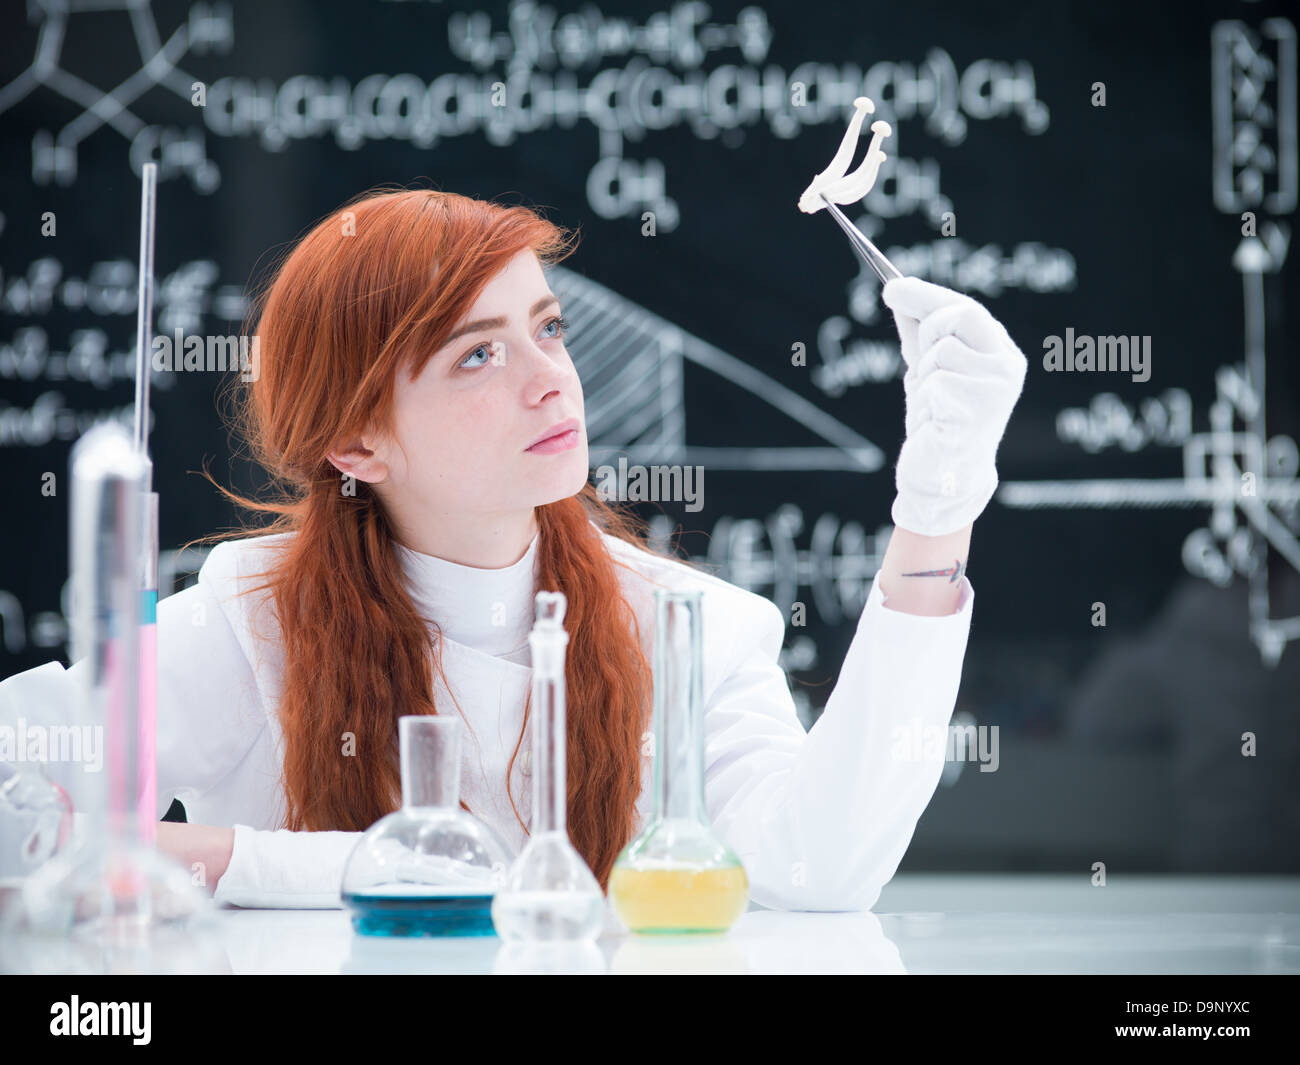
[652,591,708,823]
[398,716,461,809]
[528,626,568,834]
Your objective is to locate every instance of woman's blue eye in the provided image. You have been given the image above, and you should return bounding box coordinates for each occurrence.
[457,315,570,370]
[459,344,493,369]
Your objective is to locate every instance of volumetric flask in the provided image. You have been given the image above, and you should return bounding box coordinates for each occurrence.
[341,714,515,937]
[609,589,749,933]
[491,591,604,942]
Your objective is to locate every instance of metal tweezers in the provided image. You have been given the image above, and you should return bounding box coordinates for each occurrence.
[819,192,902,284]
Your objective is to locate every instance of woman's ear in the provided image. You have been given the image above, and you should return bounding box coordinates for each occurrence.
[326,430,390,485]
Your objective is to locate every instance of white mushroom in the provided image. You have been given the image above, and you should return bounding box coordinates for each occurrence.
[797,96,893,214]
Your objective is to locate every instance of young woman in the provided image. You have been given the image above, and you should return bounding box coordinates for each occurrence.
[0,188,1026,911]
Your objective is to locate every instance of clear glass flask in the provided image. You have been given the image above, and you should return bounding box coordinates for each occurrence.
[0,763,73,916]
[341,714,515,937]
[490,591,604,942]
[609,589,749,934]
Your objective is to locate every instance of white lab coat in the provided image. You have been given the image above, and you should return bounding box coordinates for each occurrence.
[0,521,974,911]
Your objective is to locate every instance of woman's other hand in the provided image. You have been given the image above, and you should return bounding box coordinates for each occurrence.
[155,822,235,895]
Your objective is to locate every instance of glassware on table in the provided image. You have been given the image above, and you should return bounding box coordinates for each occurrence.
[490,591,604,942]
[0,423,209,950]
[0,763,73,914]
[609,589,749,934]
[341,714,515,937]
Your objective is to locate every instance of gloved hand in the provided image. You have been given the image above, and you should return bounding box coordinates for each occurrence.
[880,277,1028,537]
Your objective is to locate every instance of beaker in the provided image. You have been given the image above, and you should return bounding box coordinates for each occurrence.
[608,589,749,934]
[341,714,515,937]
[490,591,604,941]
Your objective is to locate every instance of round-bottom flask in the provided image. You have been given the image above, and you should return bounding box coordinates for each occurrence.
[341,715,515,937]
[610,820,747,935]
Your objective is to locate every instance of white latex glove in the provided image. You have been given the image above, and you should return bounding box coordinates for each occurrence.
[880,277,1028,537]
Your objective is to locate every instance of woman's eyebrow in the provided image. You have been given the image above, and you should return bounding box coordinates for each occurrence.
[442,294,560,345]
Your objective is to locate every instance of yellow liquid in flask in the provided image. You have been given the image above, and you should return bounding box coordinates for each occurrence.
[609,863,749,933]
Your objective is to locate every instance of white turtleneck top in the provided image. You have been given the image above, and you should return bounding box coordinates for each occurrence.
[393,530,541,667]
[0,520,975,912]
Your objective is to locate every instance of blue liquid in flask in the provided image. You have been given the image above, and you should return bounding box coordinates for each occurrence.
[344,886,498,937]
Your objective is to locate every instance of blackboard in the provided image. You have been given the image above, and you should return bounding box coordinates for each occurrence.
[2,0,1297,871]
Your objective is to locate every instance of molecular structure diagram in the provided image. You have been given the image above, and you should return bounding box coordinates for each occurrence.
[0,0,232,190]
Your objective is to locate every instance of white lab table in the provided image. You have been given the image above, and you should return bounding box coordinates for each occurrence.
[15,873,1290,975]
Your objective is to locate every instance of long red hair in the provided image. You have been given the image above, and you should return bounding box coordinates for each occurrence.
[195,186,679,889]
